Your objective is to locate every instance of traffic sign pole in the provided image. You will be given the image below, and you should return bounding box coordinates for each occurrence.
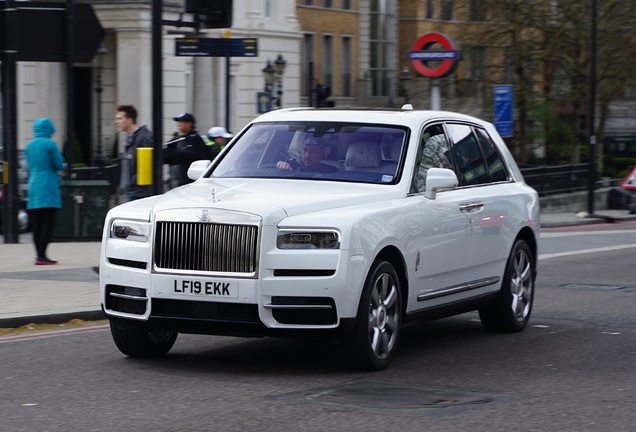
[152,0,163,196]
[1,0,19,243]
[431,80,440,110]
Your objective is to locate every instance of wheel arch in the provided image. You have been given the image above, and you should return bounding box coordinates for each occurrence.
[515,226,538,279]
[376,245,409,314]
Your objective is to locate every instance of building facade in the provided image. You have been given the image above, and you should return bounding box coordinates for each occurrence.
[4,0,302,166]
[4,0,635,167]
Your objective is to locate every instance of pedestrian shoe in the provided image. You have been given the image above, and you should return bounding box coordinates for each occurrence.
[35,257,58,265]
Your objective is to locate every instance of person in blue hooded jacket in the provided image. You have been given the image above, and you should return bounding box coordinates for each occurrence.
[25,118,65,265]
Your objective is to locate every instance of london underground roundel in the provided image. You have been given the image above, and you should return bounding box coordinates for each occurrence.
[408,33,462,78]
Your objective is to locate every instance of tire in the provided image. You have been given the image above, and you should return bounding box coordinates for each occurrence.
[109,321,178,358]
[341,260,402,371]
[479,239,535,333]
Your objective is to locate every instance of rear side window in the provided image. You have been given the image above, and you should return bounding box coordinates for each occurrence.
[473,127,509,182]
[446,124,488,186]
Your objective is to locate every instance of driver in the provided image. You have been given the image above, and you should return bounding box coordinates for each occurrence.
[276,136,338,173]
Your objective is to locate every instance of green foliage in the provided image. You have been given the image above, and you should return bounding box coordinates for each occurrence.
[525,97,574,165]
[603,155,636,179]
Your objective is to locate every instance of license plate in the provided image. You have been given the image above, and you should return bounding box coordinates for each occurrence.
[172,279,238,298]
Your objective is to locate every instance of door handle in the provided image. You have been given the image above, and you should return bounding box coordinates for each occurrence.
[459,202,484,212]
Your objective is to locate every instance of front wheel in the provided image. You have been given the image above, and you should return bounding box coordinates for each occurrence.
[109,322,178,358]
[479,239,535,332]
[341,260,402,371]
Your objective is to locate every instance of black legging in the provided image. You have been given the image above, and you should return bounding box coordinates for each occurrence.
[30,207,57,259]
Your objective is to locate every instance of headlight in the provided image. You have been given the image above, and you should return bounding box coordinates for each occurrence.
[110,220,150,242]
[277,230,340,249]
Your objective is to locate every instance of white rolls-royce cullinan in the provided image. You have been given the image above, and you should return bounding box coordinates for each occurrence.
[99,106,540,371]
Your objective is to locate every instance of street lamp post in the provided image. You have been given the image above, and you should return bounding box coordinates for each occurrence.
[262,60,275,111]
[274,54,287,109]
[262,54,287,111]
[400,67,411,104]
[94,44,108,167]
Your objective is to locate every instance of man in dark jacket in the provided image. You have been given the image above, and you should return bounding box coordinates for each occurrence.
[115,105,154,201]
[164,112,209,186]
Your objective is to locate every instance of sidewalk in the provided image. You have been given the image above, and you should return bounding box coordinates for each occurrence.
[1,209,635,329]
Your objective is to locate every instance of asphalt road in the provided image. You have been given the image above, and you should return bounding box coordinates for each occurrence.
[1,223,635,432]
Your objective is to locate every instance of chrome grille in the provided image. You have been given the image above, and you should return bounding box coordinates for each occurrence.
[154,221,258,274]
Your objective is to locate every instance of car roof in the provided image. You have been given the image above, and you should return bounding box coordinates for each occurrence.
[252,106,492,130]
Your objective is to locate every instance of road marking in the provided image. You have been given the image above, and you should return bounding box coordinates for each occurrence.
[539,243,636,260]
[541,229,636,238]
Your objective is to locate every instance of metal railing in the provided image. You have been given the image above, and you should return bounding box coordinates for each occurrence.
[70,161,120,196]
[520,164,594,196]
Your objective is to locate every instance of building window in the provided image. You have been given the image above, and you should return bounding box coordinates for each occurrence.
[468,0,487,21]
[342,0,352,10]
[303,0,312,5]
[425,0,434,19]
[441,0,453,21]
[323,0,332,7]
[466,46,487,97]
[342,36,352,96]
[370,0,395,96]
[265,0,272,18]
[503,47,513,84]
[303,34,314,96]
[322,35,333,88]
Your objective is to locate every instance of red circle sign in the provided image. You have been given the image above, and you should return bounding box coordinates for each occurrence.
[410,33,461,78]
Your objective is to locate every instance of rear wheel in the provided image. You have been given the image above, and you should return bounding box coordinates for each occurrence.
[109,322,178,358]
[479,239,535,332]
[341,260,402,371]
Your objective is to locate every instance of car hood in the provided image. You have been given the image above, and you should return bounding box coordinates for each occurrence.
[147,178,401,225]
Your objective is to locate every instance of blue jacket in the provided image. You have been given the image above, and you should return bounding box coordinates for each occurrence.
[25,118,65,209]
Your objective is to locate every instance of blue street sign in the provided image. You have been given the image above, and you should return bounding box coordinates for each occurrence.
[493,85,513,138]
[257,92,271,114]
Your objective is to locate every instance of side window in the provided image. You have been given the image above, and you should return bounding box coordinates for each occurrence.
[447,123,488,186]
[474,127,509,182]
[411,125,452,194]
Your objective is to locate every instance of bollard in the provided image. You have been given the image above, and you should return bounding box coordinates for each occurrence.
[1,161,8,184]
[137,147,153,185]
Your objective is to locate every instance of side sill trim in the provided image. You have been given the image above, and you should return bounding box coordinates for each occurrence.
[417,277,500,302]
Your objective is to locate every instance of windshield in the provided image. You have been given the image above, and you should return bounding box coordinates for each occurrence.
[209,121,407,184]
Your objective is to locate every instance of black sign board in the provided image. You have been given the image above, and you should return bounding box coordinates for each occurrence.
[175,38,258,57]
[0,2,105,63]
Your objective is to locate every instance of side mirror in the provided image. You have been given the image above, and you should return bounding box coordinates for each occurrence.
[425,168,458,199]
[187,160,211,181]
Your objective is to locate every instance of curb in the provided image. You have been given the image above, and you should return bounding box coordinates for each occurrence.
[540,213,636,228]
[0,310,105,329]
